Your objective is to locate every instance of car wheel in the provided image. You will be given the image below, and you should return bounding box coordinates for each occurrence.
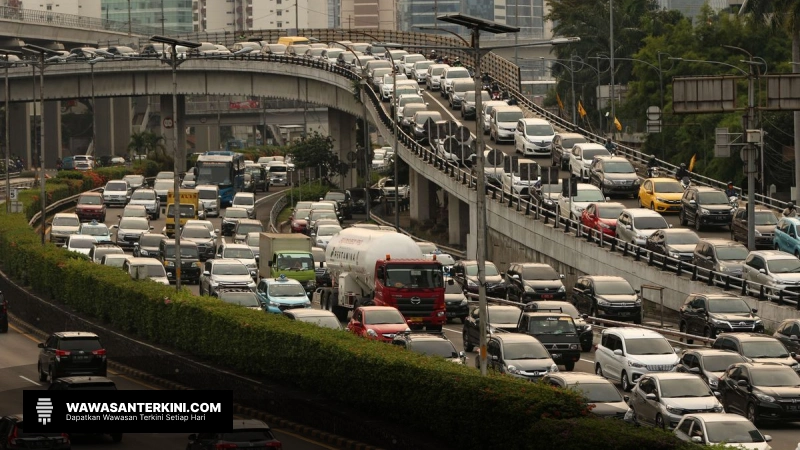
[704,327,716,339]
[679,211,687,226]
[38,362,47,382]
[621,371,632,392]
[746,403,759,425]
[463,329,474,352]
[564,361,575,371]
[655,414,666,430]
[679,322,694,345]
[595,363,603,377]
[48,366,54,383]
[650,202,656,211]
[581,341,592,352]
[695,215,703,232]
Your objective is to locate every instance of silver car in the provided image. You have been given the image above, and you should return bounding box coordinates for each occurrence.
[615,209,670,246]
[199,259,256,297]
[629,372,723,430]
[111,216,153,249]
[48,213,81,246]
[127,188,160,219]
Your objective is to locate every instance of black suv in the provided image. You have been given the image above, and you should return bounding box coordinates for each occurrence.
[391,331,466,364]
[451,260,507,298]
[680,186,735,231]
[731,205,778,249]
[717,362,800,425]
[0,415,71,449]
[49,376,118,391]
[158,239,201,284]
[187,419,282,449]
[505,262,566,302]
[516,312,581,371]
[679,293,764,340]
[0,290,7,333]
[523,301,593,351]
[588,156,640,198]
[324,190,353,220]
[38,332,107,382]
[571,275,642,324]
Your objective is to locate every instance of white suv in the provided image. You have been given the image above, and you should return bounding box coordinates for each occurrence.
[594,327,679,392]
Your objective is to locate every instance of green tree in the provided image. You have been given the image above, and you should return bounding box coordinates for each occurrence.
[288,132,343,184]
[127,131,166,158]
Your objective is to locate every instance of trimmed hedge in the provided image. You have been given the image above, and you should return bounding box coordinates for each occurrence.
[0,192,708,450]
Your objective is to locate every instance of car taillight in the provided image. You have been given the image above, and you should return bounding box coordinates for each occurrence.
[9,426,17,444]
[92,349,106,356]
[265,442,282,449]
[215,444,238,449]
[55,349,71,357]
[61,433,70,444]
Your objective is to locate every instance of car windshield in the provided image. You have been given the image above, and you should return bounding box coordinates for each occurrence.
[153,180,172,190]
[572,189,605,202]
[409,340,459,358]
[225,209,249,219]
[625,338,674,355]
[540,183,562,194]
[465,263,500,276]
[233,196,254,206]
[363,309,405,325]
[526,124,554,135]
[754,211,778,225]
[464,91,491,102]
[487,308,522,324]
[167,204,195,218]
[715,245,749,261]
[527,316,576,335]
[593,280,635,295]
[708,298,751,314]
[130,190,155,200]
[237,224,262,235]
[415,113,440,124]
[295,315,341,329]
[139,235,163,246]
[497,112,523,122]
[751,367,800,386]
[742,341,790,359]
[78,195,101,205]
[602,161,635,173]
[522,266,559,280]
[106,182,127,191]
[561,138,585,149]
[119,218,149,230]
[385,266,444,288]
[569,382,623,403]
[659,378,713,398]
[654,181,683,193]
[223,248,255,259]
[276,254,313,270]
[268,283,306,297]
[430,67,445,75]
[767,258,800,273]
[666,232,700,245]
[53,216,79,227]
[212,263,249,276]
[132,264,167,278]
[598,206,625,219]
[503,342,551,360]
[325,49,342,58]
[198,190,217,200]
[701,354,746,372]
[103,256,127,267]
[124,175,144,185]
[70,238,95,249]
[697,192,730,204]
[317,225,341,236]
[705,421,765,444]
[582,149,610,160]
[59,338,102,351]
[81,226,108,236]
[447,70,470,78]
[182,227,211,239]
[383,76,395,85]
[164,246,198,259]
[219,292,261,307]
[634,217,668,229]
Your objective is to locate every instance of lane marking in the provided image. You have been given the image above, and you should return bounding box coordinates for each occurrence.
[107,370,163,391]
[9,323,41,344]
[19,375,41,386]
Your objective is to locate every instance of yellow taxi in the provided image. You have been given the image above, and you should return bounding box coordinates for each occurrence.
[638,177,684,213]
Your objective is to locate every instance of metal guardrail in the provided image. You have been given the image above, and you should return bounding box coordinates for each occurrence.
[269,194,288,233]
[368,211,467,260]
[0,5,173,37]
[28,187,102,228]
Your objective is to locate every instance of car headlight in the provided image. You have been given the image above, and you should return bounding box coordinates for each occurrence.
[507,365,520,374]
[656,197,666,202]
[710,318,730,327]
[210,280,219,287]
[627,360,646,368]
[569,344,578,350]
[140,249,149,256]
[707,376,719,388]
[467,279,477,287]
[634,297,642,305]
[754,229,762,236]
[583,324,593,332]
[524,285,534,293]
[755,393,775,403]
[597,299,611,307]
[165,261,175,267]
[633,179,640,185]
[791,362,800,370]
[669,251,680,258]
[665,405,682,414]
[558,286,566,293]
[550,364,559,373]
[366,329,378,338]
[700,208,710,215]
[713,405,724,413]
[460,299,468,306]
[544,199,554,205]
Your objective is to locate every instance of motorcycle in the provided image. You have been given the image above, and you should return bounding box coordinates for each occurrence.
[728,195,739,208]
[680,176,691,190]
[646,167,659,178]
[491,89,502,100]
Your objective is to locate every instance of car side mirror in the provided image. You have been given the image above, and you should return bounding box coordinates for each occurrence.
[645,393,657,401]
[214,229,220,233]
[559,274,565,279]
[581,314,589,320]
[751,308,758,314]
[613,349,623,356]
[510,274,520,280]
[691,436,702,444]
[459,351,466,358]
[110,225,118,229]
[491,355,498,361]
[188,434,197,441]
[758,268,766,274]
[790,335,800,341]
[713,391,722,398]
[447,279,454,285]
[764,435,772,442]
[38,343,44,348]
[688,367,700,374]
[149,226,154,230]
[623,395,629,404]
[203,271,210,276]
[737,379,749,387]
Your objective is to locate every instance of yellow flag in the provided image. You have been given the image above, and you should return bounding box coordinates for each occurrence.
[614,116,622,131]
[556,92,564,111]
[577,101,587,118]
[689,154,697,172]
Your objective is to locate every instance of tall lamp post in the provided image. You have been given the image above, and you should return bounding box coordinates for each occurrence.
[150,36,201,291]
[540,56,577,123]
[609,0,616,137]
[22,44,60,245]
[88,56,105,157]
[0,49,21,213]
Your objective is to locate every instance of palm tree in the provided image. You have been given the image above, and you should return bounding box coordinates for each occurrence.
[740,0,800,193]
[127,131,166,159]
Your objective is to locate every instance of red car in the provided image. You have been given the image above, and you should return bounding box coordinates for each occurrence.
[580,202,625,238]
[290,218,308,234]
[347,306,410,343]
[75,192,107,222]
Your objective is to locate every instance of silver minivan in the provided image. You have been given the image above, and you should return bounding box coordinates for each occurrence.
[490,106,524,143]
[197,184,221,218]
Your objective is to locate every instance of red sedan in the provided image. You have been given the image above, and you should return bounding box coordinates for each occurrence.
[580,202,626,238]
[346,306,410,343]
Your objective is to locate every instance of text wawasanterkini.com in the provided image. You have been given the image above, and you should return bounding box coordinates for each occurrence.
[65,402,221,422]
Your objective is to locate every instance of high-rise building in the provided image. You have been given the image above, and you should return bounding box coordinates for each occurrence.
[102,0,193,33]
[494,0,546,38]
[16,0,100,17]
[195,0,327,33]
[339,0,396,30]
[658,0,730,19]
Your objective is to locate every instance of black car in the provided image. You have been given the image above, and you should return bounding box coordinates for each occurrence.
[221,207,249,236]
[348,188,382,214]
[505,262,566,302]
[531,180,562,212]
[391,330,466,364]
[49,376,118,391]
[324,190,353,220]
[451,260,507,299]
[158,239,201,284]
[462,305,521,352]
[214,288,265,310]
[246,166,269,192]
[516,312,581,371]
[38,332,107,382]
[731,205,778,249]
[0,415,71,450]
[711,333,800,373]
[674,348,747,392]
[180,226,217,262]
[588,156,640,198]
[571,275,642,324]
[717,362,800,425]
[644,229,701,262]
[0,290,7,333]
[680,186,735,231]
[774,319,800,355]
[523,301,593,351]
[133,233,164,258]
[679,293,764,340]
[187,419,282,449]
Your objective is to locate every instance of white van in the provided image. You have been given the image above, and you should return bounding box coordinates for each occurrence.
[514,118,555,157]
[123,257,170,285]
[196,184,221,218]
[490,106,524,143]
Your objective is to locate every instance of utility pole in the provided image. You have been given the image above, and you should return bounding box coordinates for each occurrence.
[609,0,615,138]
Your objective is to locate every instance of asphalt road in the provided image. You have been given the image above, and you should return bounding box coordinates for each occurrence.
[0,324,342,450]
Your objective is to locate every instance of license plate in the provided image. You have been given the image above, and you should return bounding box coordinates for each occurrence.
[551,353,562,359]
[541,294,553,299]
[787,405,800,411]
[619,312,631,316]
[409,317,424,323]
[73,355,90,361]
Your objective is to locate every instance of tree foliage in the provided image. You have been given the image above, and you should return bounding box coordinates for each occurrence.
[288,132,343,184]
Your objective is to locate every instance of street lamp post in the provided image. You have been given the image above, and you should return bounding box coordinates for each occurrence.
[541,57,577,123]
[609,0,616,137]
[88,57,105,157]
[0,49,21,213]
[150,36,201,291]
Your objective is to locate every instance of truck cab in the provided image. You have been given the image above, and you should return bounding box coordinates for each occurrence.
[164,189,202,237]
[259,233,316,294]
[158,239,201,284]
[517,312,581,371]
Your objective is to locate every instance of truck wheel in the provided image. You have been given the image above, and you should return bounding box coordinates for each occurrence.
[333,304,349,322]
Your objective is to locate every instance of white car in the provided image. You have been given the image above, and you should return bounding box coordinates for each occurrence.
[380,73,408,101]
[674,413,772,449]
[124,257,170,285]
[231,192,256,219]
[313,224,342,249]
[742,250,800,299]
[489,106,524,143]
[127,188,160,219]
[48,212,81,246]
[569,143,611,181]
[184,219,219,239]
[557,183,607,220]
[200,259,257,297]
[594,327,679,392]
[111,216,152,249]
[66,235,97,255]
[514,118,555,157]
[102,180,131,207]
[440,66,471,98]
[196,184,221,218]
[481,101,510,135]
[615,209,670,246]
[410,60,433,83]
[399,53,426,76]
[425,64,449,91]
[216,243,258,280]
[629,372,723,430]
